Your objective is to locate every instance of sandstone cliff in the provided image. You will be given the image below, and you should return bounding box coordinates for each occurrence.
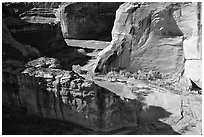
[174,3,202,88]
[94,2,201,88]
[2,3,40,73]
[3,2,67,55]
[2,2,92,73]
[57,2,122,40]
[2,57,141,132]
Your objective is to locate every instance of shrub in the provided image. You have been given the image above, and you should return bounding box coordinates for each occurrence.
[147,70,154,80]
[147,70,162,80]
[77,49,86,55]
[119,69,127,76]
[132,72,138,79]
[124,72,132,78]
[154,71,162,79]
[111,67,120,73]
[72,65,82,74]
[106,71,118,82]
[137,70,147,80]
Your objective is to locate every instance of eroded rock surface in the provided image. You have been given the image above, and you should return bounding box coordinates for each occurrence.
[3,57,141,132]
[2,3,40,74]
[5,2,66,54]
[58,2,122,40]
[2,2,89,71]
[174,3,202,88]
[25,57,60,69]
[94,2,201,89]
[2,2,202,135]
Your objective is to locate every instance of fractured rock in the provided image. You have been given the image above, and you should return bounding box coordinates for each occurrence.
[25,57,60,69]
[3,60,141,131]
[173,3,202,89]
[182,60,202,88]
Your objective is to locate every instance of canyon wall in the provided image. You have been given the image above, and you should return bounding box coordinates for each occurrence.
[2,3,69,73]
[2,64,141,131]
[10,6,66,54]
[174,3,202,88]
[2,4,40,58]
[9,23,66,54]
[3,2,67,56]
[2,2,92,72]
[94,2,202,88]
[58,2,122,40]
[2,4,40,74]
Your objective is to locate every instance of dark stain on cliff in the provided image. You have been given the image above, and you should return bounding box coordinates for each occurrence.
[60,2,123,41]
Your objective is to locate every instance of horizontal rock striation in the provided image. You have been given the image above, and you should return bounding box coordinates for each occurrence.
[2,58,141,131]
[2,2,92,73]
[2,4,40,59]
[9,23,66,53]
[2,4,40,74]
[4,2,62,15]
[3,3,66,55]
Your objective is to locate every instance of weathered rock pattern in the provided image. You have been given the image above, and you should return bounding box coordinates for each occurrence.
[2,22,40,58]
[25,57,61,69]
[94,2,202,88]
[173,2,202,88]
[3,2,92,72]
[2,2,202,134]
[4,2,66,54]
[58,2,122,40]
[95,2,184,74]
[137,86,202,135]
[4,2,62,15]
[2,3,40,74]
[2,57,141,132]
[2,4,40,57]
[19,7,59,24]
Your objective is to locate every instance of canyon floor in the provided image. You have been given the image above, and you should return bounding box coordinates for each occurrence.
[3,40,202,135]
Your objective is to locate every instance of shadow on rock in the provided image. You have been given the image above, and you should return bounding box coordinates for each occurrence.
[45,46,91,70]
[92,103,180,135]
[135,105,180,135]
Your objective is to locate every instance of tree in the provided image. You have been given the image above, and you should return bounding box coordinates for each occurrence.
[132,72,138,79]
[106,71,118,82]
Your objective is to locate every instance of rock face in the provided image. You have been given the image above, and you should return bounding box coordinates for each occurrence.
[174,2,202,88]
[4,2,66,54]
[2,57,141,132]
[58,2,122,40]
[2,22,40,59]
[25,57,60,69]
[94,2,202,88]
[2,4,40,57]
[2,2,92,71]
[2,2,202,134]
[2,3,40,74]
